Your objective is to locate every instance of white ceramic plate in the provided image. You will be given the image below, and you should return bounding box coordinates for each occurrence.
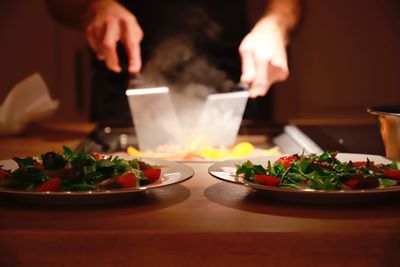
[208,153,400,204]
[0,157,194,205]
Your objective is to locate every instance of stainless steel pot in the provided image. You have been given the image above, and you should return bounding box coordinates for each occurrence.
[368,105,400,160]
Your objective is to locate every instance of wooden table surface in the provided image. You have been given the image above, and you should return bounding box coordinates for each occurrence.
[1,122,400,267]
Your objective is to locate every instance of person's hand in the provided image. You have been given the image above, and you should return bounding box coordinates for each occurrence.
[239,17,289,98]
[85,0,143,74]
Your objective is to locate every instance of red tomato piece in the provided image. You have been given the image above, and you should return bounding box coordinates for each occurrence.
[142,168,161,183]
[0,169,9,182]
[384,170,400,180]
[254,174,280,186]
[345,178,359,189]
[352,161,374,168]
[35,177,61,192]
[92,152,106,160]
[34,160,44,169]
[114,173,137,188]
[275,155,297,169]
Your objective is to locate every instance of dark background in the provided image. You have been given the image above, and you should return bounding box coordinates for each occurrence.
[0,0,399,124]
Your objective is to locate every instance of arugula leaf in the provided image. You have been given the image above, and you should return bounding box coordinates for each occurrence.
[389,161,399,170]
[5,167,48,190]
[13,157,36,168]
[236,160,266,182]
[41,152,67,170]
[265,160,283,176]
[63,145,74,160]
[379,178,398,188]
[318,151,331,161]
[129,159,141,170]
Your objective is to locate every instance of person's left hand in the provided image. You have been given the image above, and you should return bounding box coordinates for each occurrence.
[239,17,289,98]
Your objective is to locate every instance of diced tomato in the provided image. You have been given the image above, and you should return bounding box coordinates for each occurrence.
[142,168,161,183]
[0,169,9,182]
[275,155,297,169]
[91,152,106,160]
[345,178,360,189]
[114,173,136,188]
[352,161,374,168]
[34,160,44,169]
[384,169,400,180]
[254,174,280,186]
[35,177,61,192]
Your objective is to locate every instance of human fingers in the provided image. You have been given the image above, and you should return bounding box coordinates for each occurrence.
[86,25,105,60]
[102,18,122,73]
[240,51,256,85]
[262,49,289,92]
[268,64,289,87]
[121,17,143,74]
[269,52,289,83]
[249,56,289,98]
[249,54,270,98]
[239,43,256,87]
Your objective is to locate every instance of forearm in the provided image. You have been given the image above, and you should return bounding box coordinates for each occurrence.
[266,0,300,30]
[261,0,301,41]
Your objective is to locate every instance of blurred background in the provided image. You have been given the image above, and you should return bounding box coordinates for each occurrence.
[0,0,399,124]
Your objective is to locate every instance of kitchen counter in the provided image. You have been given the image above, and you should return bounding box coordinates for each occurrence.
[1,122,399,267]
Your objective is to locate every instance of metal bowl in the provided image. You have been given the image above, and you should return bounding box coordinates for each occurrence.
[368,105,400,160]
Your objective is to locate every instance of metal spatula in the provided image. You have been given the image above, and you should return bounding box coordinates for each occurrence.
[193,90,249,147]
[126,87,183,152]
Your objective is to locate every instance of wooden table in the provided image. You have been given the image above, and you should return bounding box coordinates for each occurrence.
[1,122,400,267]
[0,121,96,160]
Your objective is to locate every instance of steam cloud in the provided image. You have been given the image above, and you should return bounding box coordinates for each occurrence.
[129,4,237,133]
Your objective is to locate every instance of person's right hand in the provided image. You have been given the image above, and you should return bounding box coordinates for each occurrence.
[239,17,289,98]
[85,0,143,74]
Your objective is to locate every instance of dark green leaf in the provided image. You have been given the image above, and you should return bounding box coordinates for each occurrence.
[13,157,36,168]
[41,152,67,170]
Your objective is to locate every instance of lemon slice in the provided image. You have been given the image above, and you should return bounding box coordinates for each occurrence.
[127,146,142,157]
[200,147,228,159]
[230,142,254,157]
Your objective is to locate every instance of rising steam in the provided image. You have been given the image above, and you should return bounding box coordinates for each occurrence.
[129,4,237,133]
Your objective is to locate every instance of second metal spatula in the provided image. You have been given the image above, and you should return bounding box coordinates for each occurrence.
[193,90,249,147]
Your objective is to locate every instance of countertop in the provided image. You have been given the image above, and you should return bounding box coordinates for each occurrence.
[0,122,399,267]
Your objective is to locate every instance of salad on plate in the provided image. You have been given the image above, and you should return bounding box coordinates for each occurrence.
[235,152,400,190]
[0,146,162,192]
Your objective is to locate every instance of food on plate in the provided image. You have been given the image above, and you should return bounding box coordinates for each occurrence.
[235,151,400,190]
[0,146,162,192]
[127,141,281,160]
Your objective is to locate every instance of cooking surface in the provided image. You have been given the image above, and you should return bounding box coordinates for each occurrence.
[296,124,385,155]
[75,121,386,157]
[74,120,283,156]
